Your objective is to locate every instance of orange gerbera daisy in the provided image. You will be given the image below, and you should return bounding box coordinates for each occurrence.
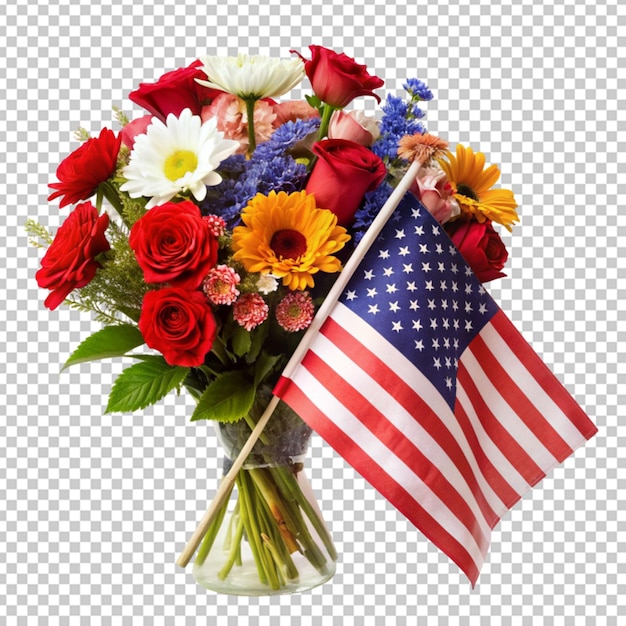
[231,190,350,291]
[438,144,519,230]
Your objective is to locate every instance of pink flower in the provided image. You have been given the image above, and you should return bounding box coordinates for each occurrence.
[411,167,460,224]
[203,264,241,305]
[201,93,276,153]
[328,110,379,146]
[272,100,319,126]
[275,291,315,332]
[119,115,154,150]
[202,214,226,237]
[232,293,269,331]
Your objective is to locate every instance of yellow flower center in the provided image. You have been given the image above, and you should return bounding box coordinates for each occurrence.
[164,150,198,181]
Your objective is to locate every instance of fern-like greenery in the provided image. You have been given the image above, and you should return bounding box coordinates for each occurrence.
[66,218,149,324]
[24,218,54,248]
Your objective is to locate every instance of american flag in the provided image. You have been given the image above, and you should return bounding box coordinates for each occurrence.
[274,192,597,584]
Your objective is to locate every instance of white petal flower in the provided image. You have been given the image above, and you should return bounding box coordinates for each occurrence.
[120,108,239,209]
[197,54,305,100]
[256,274,279,295]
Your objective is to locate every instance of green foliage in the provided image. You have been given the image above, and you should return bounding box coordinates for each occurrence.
[24,218,53,248]
[253,351,282,388]
[66,218,148,323]
[62,324,145,370]
[191,371,257,423]
[231,323,252,357]
[106,356,189,414]
[115,181,148,227]
[74,127,90,142]
[113,106,130,127]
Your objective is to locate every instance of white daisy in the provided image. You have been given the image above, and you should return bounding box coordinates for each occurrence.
[120,108,239,209]
[196,54,305,100]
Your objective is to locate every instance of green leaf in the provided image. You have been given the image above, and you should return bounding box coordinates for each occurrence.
[230,324,252,357]
[253,351,282,388]
[305,93,323,111]
[105,357,189,413]
[190,371,256,422]
[62,324,145,370]
[245,321,269,364]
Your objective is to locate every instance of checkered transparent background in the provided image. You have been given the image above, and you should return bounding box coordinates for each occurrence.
[1,0,624,623]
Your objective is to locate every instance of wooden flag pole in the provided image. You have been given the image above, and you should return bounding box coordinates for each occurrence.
[176,137,444,568]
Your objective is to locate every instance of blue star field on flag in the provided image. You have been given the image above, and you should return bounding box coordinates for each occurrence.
[339,194,500,410]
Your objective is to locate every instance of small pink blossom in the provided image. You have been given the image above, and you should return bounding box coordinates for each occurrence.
[411,166,461,224]
[328,110,380,146]
[272,100,319,126]
[232,292,269,331]
[201,93,276,154]
[202,214,226,237]
[275,291,315,332]
[203,264,241,305]
[119,115,154,150]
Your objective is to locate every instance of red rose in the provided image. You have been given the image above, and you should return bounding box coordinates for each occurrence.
[305,139,387,225]
[129,60,224,121]
[445,219,509,283]
[36,202,110,310]
[292,45,383,108]
[129,200,218,289]
[48,128,121,208]
[139,287,217,367]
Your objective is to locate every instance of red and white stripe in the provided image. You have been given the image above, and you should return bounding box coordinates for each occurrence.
[275,303,596,585]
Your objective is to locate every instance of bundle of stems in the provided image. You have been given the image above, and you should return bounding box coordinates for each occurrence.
[194,418,337,590]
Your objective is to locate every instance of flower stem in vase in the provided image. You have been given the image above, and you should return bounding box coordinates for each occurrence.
[192,400,337,595]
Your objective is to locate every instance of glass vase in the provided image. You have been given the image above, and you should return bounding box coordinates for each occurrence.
[192,386,337,595]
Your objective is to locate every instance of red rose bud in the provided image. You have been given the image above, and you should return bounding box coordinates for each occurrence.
[305,139,387,226]
[292,45,383,109]
[445,219,509,283]
[129,200,218,290]
[48,128,121,208]
[36,202,110,310]
[129,60,224,121]
[138,287,217,367]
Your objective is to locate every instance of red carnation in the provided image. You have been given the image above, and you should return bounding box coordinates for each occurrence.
[139,287,217,367]
[129,200,218,289]
[48,128,121,208]
[36,202,110,310]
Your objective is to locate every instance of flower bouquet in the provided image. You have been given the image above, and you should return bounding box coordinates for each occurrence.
[28,46,518,595]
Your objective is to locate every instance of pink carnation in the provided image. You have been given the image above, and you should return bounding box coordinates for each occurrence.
[272,100,319,126]
[201,93,276,154]
[232,293,269,331]
[203,264,241,305]
[275,291,315,332]
[203,214,226,237]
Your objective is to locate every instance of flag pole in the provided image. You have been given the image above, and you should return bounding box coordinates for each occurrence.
[175,135,446,568]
